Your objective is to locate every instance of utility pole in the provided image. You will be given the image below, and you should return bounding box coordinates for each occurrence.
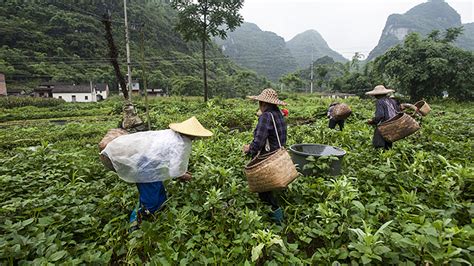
[123,0,133,101]
[138,23,151,130]
[310,50,314,94]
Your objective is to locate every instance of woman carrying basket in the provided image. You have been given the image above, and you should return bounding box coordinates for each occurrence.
[366,85,401,150]
[242,88,288,224]
[327,102,345,131]
[100,117,213,231]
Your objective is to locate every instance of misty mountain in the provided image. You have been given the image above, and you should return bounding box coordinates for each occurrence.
[214,22,298,81]
[456,22,474,51]
[367,0,473,61]
[286,29,347,69]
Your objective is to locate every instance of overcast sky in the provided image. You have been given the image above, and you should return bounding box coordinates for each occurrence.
[240,0,474,59]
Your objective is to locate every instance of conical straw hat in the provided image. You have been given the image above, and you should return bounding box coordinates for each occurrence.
[169,116,213,137]
[365,85,395,96]
[247,88,287,106]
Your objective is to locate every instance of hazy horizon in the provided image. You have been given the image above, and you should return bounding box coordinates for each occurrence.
[241,0,474,60]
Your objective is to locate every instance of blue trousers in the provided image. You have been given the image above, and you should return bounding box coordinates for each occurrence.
[130,181,167,223]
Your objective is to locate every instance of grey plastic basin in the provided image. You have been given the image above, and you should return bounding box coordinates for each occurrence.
[289,144,346,176]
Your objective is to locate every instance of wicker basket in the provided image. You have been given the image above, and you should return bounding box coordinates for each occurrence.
[98,128,128,152]
[378,113,420,142]
[333,103,352,120]
[99,154,116,171]
[245,148,299,193]
[414,101,431,116]
[98,128,128,171]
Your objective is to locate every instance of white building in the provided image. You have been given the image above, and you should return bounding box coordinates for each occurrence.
[35,82,109,102]
[119,82,166,97]
[118,82,140,96]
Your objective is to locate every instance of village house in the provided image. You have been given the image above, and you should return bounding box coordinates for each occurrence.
[133,87,166,97]
[34,83,54,98]
[6,88,28,96]
[33,82,109,102]
[119,82,166,97]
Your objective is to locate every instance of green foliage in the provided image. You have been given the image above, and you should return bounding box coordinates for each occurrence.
[279,73,304,92]
[286,28,474,100]
[171,0,244,42]
[366,0,470,60]
[171,0,244,101]
[0,95,472,264]
[372,31,474,101]
[0,0,265,98]
[0,96,65,109]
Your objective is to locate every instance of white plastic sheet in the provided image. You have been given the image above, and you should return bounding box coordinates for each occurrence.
[101,129,192,183]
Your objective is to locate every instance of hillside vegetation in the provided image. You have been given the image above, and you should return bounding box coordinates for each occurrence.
[0,95,472,264]
[0,1,268,98]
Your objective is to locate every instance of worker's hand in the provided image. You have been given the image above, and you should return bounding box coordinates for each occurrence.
[178,172,192,182]
[242,144,250,154]
[367,119,374,125]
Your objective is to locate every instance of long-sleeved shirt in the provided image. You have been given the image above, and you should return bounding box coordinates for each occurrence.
[372,97,400,125]
[327,103,339,120]
[248,106,287,157]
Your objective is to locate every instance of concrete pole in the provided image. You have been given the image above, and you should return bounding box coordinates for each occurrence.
[310,51,314,94]
[124,0,133,100]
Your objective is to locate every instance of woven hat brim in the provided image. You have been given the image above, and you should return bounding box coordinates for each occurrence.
[365,89,395,95]
[247,95,287,106]
[169,117,213,137]
[169,124,213,137]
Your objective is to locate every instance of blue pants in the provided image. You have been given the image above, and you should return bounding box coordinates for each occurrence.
[130,181,167,223]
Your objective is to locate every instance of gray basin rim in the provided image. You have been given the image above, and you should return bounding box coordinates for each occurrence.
[289,143,346,157]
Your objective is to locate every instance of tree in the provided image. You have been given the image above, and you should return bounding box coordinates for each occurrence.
[172,0,244,102]
[279,73,304,92]
[102,12,129,99]
[350,52,364,72]
[373,28,473,101]
[315,65,329,90]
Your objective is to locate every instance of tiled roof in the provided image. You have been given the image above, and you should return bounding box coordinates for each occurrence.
[52,84,92,93]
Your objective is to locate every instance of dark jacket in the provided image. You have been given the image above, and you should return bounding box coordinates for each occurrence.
[372,97,401,148]
[248,105,287,157]
[372,97,400,125]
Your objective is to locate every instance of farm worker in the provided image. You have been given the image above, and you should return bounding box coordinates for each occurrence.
[243,88,288,224]
[101,116,213,230]
[120,103,147,132]
[366,85,401,150]
[327,102,345,131]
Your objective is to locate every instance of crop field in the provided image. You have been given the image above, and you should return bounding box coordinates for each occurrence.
[0,95,472,265]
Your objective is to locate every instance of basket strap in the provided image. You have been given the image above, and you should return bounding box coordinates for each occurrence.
[270,112,282,148]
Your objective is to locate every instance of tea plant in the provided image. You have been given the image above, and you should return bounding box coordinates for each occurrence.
[0,95,472,264]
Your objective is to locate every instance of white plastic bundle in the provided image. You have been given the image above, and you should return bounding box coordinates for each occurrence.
[101,129,192,183]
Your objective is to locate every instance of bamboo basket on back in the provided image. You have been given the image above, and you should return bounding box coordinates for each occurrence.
[245,148,299,192]
[332,103,352,120]
[244,113,299,193]
[378,113,420,142]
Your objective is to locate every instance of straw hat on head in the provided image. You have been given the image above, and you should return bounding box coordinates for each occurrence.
[365,85,395,96]
[247,88,287,106]
[169,116,213,137]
